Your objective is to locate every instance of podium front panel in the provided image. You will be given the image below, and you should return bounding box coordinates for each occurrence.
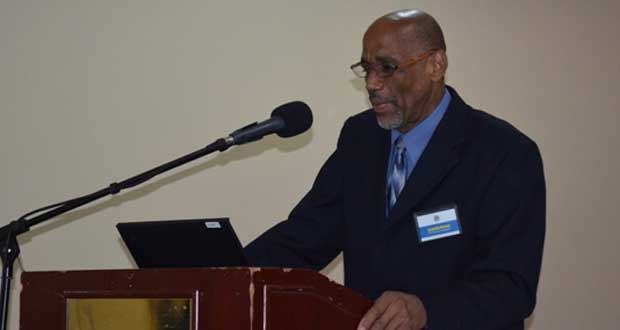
[21,268,371,330]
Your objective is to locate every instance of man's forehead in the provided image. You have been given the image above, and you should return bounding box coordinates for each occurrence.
[362,21,415,60]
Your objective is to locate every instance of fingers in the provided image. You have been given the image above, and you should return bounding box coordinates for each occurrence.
[383,301,409,330]
[370,295,404,330]
[357,291,402,330]
[357,298,382,330]
[357,291,427,330]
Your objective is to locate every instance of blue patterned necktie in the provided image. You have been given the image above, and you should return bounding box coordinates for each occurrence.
[387,136,407,213]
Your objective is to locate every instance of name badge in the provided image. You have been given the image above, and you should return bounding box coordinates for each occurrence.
[414,205,461,242]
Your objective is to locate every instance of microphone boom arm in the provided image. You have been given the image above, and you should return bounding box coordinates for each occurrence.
[0,100,311,330]
[0,137,232,330]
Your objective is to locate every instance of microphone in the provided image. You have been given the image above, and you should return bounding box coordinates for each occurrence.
[226,101,313,146]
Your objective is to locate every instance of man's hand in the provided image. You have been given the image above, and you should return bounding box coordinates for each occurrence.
[357,291,428,330]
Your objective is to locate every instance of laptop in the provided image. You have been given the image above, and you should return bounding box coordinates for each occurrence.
[117,218,248,268]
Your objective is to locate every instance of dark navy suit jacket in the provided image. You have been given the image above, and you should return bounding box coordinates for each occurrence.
[245,86,546,330]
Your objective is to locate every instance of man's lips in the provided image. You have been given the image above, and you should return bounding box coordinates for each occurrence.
[372,102,394,114]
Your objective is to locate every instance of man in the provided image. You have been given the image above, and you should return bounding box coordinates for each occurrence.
[245,9,545,330]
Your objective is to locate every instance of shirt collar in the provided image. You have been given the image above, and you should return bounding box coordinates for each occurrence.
[390,88,452,148]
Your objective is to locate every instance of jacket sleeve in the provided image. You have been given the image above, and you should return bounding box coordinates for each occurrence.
[421,141,546,330]
[243,120,350,270]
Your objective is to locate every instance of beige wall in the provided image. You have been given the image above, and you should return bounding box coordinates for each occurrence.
[2,0,619,329]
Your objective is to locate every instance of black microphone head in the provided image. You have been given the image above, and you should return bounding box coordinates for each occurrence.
[271,101,313,138]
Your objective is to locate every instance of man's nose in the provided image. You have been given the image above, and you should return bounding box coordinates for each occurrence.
[365,71,385,92]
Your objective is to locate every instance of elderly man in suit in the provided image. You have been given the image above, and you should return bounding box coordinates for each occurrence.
[245,9,545,330]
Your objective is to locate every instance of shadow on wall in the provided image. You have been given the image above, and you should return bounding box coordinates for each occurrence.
[16,129,314,246]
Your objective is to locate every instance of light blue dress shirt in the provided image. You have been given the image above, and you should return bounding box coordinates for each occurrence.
[385,89,451,213]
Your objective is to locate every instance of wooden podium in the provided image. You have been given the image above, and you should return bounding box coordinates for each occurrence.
[21,268,372,330]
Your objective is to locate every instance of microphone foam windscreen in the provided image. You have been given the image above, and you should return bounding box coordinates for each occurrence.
[271,101,313,138]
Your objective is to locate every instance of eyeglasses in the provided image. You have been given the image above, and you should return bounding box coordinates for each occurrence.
[350,49,438,79]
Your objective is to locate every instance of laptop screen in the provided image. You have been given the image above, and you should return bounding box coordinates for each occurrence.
[117,218,248,268]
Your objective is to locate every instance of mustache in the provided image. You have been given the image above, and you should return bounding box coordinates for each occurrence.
[368,91,396,104]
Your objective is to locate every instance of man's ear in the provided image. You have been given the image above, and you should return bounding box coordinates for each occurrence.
[428,50,448,82]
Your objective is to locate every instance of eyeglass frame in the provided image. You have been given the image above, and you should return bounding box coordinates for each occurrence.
[350,49,439,79]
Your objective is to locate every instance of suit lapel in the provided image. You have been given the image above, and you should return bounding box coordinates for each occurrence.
[385,88,468,226]
[367,124,390,224]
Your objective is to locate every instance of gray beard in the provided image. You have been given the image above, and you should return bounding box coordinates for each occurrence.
[376,108,404,130]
